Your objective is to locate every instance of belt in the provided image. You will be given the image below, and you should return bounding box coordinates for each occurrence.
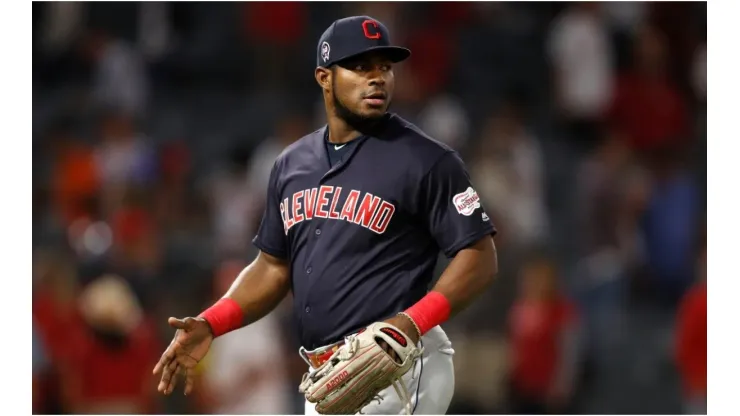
[299,339,345,369]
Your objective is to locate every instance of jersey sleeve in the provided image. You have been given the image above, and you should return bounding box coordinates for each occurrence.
[252,160,289,259]
[419,151,497,258]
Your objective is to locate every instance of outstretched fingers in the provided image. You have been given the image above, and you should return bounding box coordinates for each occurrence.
[184,366,195,396]
[157,354,179,394]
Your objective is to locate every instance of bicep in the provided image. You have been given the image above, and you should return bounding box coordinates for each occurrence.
[252,161,289,258]
[419,152,497,258]
[257,250,291,280]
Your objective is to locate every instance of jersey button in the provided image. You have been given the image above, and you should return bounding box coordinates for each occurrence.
[306,267,312,274]
[315,229,321,236]
[305,306,311,313]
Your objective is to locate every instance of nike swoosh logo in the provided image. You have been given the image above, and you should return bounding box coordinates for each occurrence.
[334,144,346,150]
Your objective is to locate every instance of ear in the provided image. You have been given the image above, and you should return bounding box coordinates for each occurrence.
[315,67,331,91]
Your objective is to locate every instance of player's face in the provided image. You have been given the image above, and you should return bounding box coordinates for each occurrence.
[331,52,395,122]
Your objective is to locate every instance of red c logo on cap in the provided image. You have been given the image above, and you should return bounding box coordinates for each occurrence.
[362,20,381,39]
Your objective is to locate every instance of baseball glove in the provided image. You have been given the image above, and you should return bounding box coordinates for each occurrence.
[299,322,424,415]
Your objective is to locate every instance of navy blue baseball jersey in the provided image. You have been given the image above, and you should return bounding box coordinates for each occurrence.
[253,113,496,349]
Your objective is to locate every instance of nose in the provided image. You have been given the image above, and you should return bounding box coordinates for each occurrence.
[368,70,386,87]
[367,63,388,86]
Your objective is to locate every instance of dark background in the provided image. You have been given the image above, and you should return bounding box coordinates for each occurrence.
[32,2,707,414]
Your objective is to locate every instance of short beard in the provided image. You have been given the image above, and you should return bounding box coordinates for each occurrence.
[331,71,387,132]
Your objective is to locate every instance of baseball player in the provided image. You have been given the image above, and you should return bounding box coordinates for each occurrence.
[153,16,498,415]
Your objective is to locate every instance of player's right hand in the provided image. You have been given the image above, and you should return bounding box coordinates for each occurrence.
[152,316,214,396]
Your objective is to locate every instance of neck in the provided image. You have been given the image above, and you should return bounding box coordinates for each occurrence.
[324,102,388,144]
[326,114,363,144]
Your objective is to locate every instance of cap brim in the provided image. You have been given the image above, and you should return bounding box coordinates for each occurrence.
[331,46,411,67]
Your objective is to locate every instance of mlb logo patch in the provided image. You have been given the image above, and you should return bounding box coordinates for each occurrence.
[453,187,481,216]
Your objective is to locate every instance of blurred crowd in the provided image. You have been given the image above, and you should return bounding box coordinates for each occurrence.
[32,2,706,415]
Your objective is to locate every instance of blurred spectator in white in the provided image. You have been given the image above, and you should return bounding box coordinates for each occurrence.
[137,2,173,61]
[574,131,650,370]
[607,24,690,157]
[548,2,614,147]
[246,113,309,232]
[691,43,706,103]
[39,2,86,56]
[81,29,149,116]
[205,145,253,258]
[416,94,471,151]
[201,260,292,414]
[471,99,548,248]
[602,2,648,35]
[93,110,157,215]
[508,255,582,414]
[675,245,706,414]
[576,130,648,264]
[60,274,161,414]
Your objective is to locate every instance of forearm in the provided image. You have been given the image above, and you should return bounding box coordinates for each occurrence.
[431,236,498,316]
[223,253,291,326]
[402,236,497,336]
[201,251,290,336]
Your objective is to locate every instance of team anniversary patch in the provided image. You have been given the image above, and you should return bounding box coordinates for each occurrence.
[453,187,481,216]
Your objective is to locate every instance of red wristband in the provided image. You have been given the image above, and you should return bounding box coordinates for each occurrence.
[404,291,451,336]
[198,298,244,337]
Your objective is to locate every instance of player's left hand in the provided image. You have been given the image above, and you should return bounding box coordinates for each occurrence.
[381,314,421,361]
[299,320,423,415]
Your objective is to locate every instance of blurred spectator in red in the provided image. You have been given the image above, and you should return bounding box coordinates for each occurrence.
[154,140,191,227]
[59,274,161,414]
[33,249,86,365]
[33,249,87,413]
[242,2,307,87]
[243,2,306,47]
[403,24,453,97]
[471,98,548,248]
[607,24,690,157]
[49,123,101,227]
[675,247,706,414]
[508,256,581,414]
[428,2,473,32]
[199,260,292,414]
[548,2,614,149]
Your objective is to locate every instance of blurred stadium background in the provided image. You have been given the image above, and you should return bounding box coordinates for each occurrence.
[32,1,707,414]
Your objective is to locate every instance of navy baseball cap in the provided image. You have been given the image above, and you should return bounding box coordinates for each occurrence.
[316,16,411,68]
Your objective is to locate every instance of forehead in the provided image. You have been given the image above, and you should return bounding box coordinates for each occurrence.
[337,50,395,67]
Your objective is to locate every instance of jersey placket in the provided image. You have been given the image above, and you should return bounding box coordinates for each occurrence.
[300,135,369,342]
